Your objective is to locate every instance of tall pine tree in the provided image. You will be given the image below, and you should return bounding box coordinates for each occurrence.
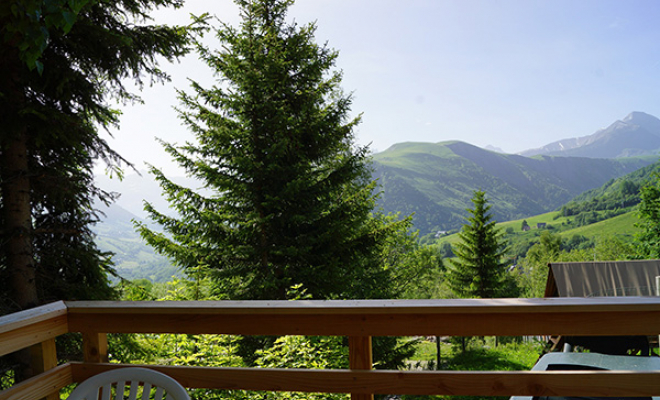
[138,0,397,302]
[0,0,190,383]
[447,190,508,299]
[0,0,189,312]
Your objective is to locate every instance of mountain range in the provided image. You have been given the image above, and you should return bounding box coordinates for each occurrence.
[94,111,660,277]
[518,112,660,158]
[372,111,660,235]
[372,141,656,235]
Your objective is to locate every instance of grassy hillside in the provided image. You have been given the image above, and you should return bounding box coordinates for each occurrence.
[559,211,638,239]
[438,208,640,262]
[372,141,657,235]
[438,209,633,243]
[498,210,639,240]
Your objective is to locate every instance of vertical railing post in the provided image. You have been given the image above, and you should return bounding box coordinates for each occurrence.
[349,336,374,400]
[29,338,58,400]
[83,332,109,363]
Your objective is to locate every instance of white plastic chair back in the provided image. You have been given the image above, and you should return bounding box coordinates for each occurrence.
[68,367,190,400]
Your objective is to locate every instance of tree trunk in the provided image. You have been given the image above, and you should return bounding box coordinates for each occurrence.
[1,129,39,383]
[1,28,40,384]
[1,127,38,311]
[0,35,38,312]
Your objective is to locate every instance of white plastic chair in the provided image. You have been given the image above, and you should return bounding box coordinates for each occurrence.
[68,367,190,400]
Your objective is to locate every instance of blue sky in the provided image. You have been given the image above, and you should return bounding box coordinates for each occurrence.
[104,0,660,175]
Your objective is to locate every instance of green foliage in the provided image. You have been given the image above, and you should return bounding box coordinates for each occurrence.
[226,335,351,400]
[447,191,511,299]
[557,161,660,230]
[378,215,446,299]
[0,0,93,73]
[439,202,641,266]
[116,276,243,374]
[515,231,562,297]
[561,183,640,217]
[397,245,446,299]
[525,231,561,266]
[117,278,157,301]
[636,172,660,258]
[192,336,351,400]
[258,335,348,369]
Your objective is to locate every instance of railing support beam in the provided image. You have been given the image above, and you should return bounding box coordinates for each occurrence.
[82,332,108,363]
[29,338,58,400]
[349,336,373,400]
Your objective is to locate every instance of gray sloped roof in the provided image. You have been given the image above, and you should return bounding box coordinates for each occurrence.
[546,260,660,298]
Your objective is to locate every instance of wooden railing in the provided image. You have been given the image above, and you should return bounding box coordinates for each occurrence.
[2,298,660,400]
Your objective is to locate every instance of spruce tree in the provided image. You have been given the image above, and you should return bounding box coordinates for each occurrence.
[447,190,508,299]
[138,0,396,302]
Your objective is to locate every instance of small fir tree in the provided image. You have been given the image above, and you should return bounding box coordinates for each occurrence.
[447,190,508,299]
[521,220,530,231]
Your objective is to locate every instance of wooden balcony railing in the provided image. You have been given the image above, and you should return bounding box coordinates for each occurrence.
[2,298,660,400]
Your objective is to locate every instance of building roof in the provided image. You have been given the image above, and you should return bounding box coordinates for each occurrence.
[545,260,660,298]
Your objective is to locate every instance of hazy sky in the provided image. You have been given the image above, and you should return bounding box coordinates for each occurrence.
[103,0,660,176]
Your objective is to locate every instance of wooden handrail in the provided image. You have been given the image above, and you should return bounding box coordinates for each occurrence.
[65,298,660,336]
[0,301,67,358]
[2,298,660,400]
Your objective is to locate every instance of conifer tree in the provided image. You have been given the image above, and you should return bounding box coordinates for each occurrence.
[0,0,190,312]
[521,220,530,231]
[447,190,508,299]
[138,0,397,302]
[0,0,190,383]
